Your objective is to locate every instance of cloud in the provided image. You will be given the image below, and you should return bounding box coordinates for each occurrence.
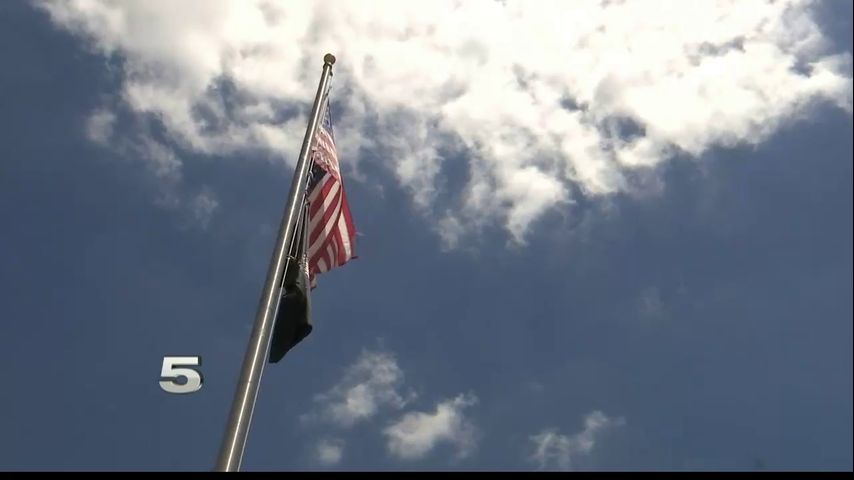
[189,189,219,229]
[305,349,414,428]
[39,0,853,245]
[81,102,221,228]
[383,394,479,461]
[303,349,479,465]
[85,108,116,145]
[136,137,182,181]
[313,438,345,466]
[529,410,625,471]
[152,185,220,230]
[637,286,667,322]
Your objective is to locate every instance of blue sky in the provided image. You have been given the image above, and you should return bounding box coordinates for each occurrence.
[1,0,851,471]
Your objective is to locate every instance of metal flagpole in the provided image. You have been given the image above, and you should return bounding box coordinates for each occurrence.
[215,53,336,472]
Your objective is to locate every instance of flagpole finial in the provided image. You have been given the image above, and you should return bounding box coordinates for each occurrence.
[324,53,336,66]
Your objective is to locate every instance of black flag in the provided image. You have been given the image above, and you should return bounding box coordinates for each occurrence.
[269,202,312,363]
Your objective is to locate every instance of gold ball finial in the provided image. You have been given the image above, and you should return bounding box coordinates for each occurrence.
[324,53,336,66]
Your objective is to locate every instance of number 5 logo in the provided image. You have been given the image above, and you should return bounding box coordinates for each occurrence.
[159,356,203,394]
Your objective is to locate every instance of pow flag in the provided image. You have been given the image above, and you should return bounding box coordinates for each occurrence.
[269,101,356,363]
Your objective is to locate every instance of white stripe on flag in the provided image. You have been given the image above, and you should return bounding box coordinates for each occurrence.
[309,191,343,258]
[336,216,352,259]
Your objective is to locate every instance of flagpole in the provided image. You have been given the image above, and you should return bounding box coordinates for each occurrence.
[215,53,336,472]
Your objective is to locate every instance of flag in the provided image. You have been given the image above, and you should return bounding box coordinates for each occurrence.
[268,204,312,363]
[269,101,356,363]
[305,102,357,283]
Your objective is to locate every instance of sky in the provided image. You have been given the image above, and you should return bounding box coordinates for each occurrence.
[0,0,851,471]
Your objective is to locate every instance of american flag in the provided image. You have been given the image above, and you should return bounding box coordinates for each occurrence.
[303,102,356,285]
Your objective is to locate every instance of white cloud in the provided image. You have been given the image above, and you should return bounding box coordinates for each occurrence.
[152,185,220,230]
[191,189,219,229]
[39,0,853,245]
[303,349,479,465]
[305,349,414,428]
[637,286,666,322]
[384,394,478,461]
[314,438,345,466]
[529,410,625,471]
[85,108,116,145]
